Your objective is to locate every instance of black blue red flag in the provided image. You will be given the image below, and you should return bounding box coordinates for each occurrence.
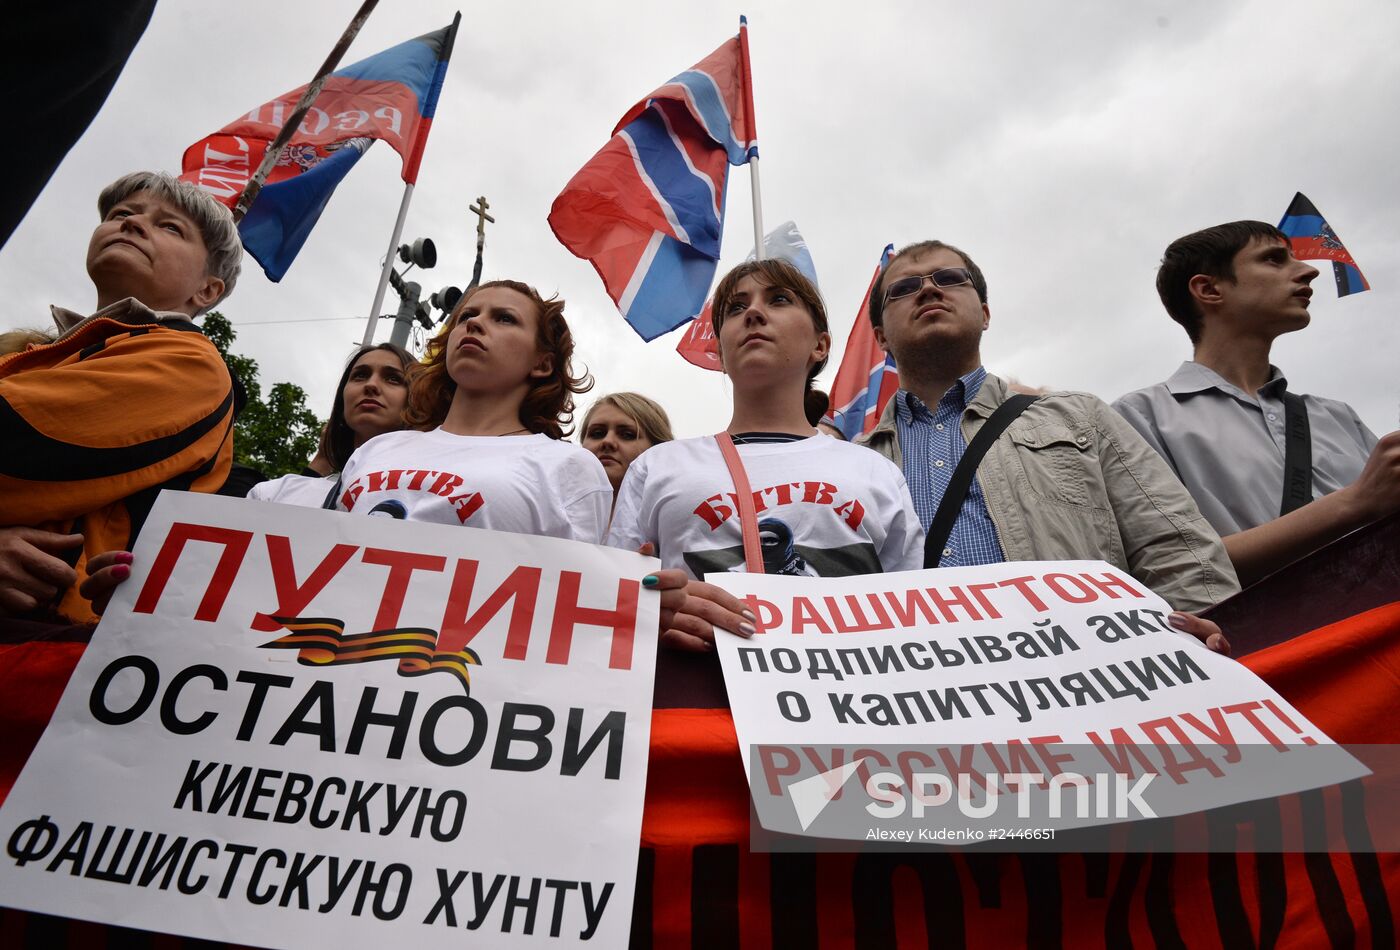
[826,245,901,440]
[549,18,760,341]
[180,16,459,281]
[1277,192,1369,297]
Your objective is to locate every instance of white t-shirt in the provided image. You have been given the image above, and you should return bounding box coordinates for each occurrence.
[247,473,337,508]
[607,434,924,579]
[336,428,612,543]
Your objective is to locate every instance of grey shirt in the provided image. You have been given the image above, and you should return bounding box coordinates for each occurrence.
[1113,361,1378,536]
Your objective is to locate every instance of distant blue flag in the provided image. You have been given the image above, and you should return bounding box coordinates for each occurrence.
[1278,192,1370,297]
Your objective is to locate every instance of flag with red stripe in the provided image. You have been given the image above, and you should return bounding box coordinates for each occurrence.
[549,18,759,341]
[826,245,900,439]
[180,16,458,280]
[1278,192,1370,297]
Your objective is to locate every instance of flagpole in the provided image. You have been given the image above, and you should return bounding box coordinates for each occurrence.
[362,11,459,346]
[748,159,766,261]
[362,182,415,347]
[737,15,764,260]
[231,0,380,223]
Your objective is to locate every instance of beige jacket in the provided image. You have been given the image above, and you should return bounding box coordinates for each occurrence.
[858,373,1239,612]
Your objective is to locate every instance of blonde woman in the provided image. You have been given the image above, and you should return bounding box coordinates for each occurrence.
[581,392,674,497]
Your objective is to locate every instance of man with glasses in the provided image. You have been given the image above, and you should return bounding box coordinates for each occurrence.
[858,240,1238,614]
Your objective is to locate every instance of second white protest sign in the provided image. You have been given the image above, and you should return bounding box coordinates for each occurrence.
[710,561,1366,844]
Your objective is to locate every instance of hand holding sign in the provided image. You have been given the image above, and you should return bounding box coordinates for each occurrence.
[638,543,756,652]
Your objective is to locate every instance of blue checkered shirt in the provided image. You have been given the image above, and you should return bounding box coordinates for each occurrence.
[894,367,1006,567]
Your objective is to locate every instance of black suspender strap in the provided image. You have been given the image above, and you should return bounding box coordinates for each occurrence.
[924,394,1037,569]
[1280,391,1313,515]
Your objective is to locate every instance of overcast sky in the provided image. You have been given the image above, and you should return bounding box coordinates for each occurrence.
[5,0,1396,441]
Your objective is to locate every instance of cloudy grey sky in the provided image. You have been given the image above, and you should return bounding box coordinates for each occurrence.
[4,0,1396,440]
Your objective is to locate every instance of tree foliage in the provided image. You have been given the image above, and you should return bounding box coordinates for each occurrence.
[202,311,323,479]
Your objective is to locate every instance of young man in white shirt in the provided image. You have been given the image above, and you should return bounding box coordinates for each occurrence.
[1115,221,1400,587]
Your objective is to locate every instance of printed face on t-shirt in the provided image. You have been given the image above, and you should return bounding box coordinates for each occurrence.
[444,286,551,394]
[336,429,613,543]
[606,438,917,579]
[685,479,881,578]
[340,466,485,523]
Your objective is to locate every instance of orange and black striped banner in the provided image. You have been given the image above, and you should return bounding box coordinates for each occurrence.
[260,616,481,692]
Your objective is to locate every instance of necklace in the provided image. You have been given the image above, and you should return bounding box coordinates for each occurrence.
[496,427,530,437]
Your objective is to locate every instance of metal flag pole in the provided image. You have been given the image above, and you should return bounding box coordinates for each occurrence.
[361,182,415,346]
[361,11,461,346]
[737,15,764,260]
[230,0,380,223]
[749,158,766,261]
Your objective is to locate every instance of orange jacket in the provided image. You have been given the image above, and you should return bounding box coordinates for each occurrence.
[0,304,234,621]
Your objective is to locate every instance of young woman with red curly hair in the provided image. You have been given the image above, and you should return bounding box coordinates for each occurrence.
[334,280,612,542]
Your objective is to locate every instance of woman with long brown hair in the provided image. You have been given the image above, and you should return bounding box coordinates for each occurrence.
[608,258,923,652]
[249,342,413,507]
[335,280,612,541]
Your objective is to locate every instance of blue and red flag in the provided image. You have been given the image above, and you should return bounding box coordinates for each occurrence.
[826,245,900,440]
[1278,192,1369,297]
[549,18,760,341]
[181,16,459,281]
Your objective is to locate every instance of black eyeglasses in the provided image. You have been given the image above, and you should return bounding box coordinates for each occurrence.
[883,267,973,303]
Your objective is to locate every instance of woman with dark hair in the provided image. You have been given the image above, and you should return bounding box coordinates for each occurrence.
[322,343,415,471]
[248,342,413,507]
[607,258,923,652]
[335,280,612,542]
[581,392,675,498]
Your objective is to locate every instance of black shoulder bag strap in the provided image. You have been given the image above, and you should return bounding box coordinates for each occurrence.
[322,474,343,511]
[1280,391,1313,515]
[924,394,1038,568]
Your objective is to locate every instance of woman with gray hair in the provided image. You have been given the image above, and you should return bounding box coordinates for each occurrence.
[0,170,244,623]
[89,170,243,316]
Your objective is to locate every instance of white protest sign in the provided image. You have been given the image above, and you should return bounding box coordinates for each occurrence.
[0,492,658,947]
[710,561,1367,843]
